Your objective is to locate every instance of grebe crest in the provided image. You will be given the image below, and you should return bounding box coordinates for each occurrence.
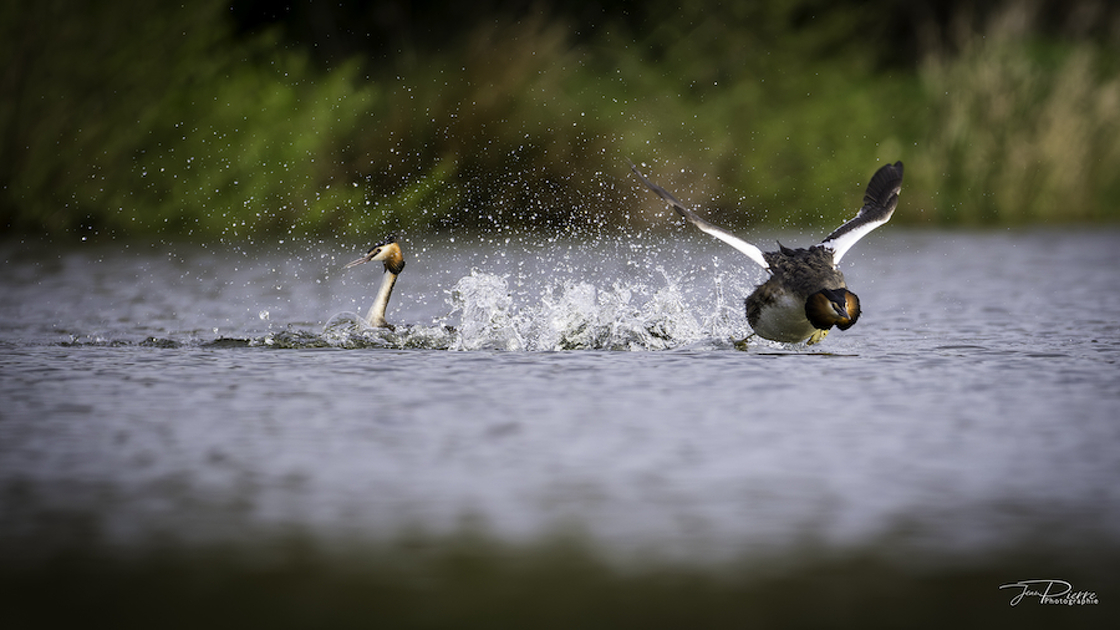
[631,160,902,345]
[345,235,405,274]
[344,235,405,329]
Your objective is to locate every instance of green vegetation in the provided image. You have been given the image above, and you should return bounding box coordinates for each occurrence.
[3,1,1119,239]
[3,531,1117,629]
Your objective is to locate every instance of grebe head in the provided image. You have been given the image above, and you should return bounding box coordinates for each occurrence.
[342,235,406,329]
[805,287,860,332]
[344,235,405,274]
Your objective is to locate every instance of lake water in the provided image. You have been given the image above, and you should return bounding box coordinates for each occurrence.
[2,227,1118,624]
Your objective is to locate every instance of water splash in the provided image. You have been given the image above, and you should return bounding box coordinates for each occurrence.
[446,272,525,351]
[438,269,749,351]
[239,265,760,352]
[36,234,772,352]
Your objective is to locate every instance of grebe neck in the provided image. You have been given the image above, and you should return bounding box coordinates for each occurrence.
[366,270,398,329]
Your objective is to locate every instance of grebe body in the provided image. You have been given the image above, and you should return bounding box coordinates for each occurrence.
[632,161,903,345]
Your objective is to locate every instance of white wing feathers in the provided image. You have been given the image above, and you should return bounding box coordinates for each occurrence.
[821,161,904,264]
[631,160,903,268]
[629,161,769,271]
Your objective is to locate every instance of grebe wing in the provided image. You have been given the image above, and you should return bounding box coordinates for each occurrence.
[630,161,769,270]
[821,161,903,264]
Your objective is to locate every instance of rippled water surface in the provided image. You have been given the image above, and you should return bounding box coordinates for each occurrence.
[2,228,1119,568]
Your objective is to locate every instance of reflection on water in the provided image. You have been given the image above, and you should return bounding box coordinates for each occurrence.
[1,229,1119,622]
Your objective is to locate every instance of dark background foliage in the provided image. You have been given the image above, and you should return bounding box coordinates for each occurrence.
[3,0,1119,238]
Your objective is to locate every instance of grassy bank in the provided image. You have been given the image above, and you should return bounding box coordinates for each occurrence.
[3,1,1119,239]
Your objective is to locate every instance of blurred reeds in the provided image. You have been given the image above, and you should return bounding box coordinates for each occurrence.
[2,0,1119,239]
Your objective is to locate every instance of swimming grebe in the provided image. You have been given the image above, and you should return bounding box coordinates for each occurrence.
[631,161,904,345]
[343,235,406,329]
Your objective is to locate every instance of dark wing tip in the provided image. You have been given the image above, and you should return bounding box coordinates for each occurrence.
[819,161,904,253]
[864,161,903,211]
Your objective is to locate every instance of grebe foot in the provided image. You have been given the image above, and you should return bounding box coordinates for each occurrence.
[733,333,757,351]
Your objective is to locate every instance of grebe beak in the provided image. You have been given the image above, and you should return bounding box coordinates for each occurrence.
[344,253,376,269]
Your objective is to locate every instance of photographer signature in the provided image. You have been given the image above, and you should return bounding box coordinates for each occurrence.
[999,579,1099,606]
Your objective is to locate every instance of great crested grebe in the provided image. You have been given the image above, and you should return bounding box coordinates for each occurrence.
[343,235,406,329]
[631,160,904,345]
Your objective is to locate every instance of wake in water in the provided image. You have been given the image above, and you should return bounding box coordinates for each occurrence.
[283,269,755,351]
[43,235,797,351]
[53,269,759,351]
[36,237,844,353]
